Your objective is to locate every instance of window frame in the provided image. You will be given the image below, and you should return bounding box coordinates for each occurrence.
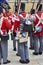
[31,0,39,2]
[6,0,28,3]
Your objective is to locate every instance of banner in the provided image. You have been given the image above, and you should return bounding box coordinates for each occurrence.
[0,0,11,10]
[0,0,6,3]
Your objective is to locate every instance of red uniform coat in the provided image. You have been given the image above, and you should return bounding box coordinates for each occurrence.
[12,14,20,32]
[34,12,43,36]
[19,12,27,18]
[3,12,13,20]
[1,17,12,34]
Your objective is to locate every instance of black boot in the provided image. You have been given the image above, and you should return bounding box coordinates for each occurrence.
[19,60,26,64]
[3,60,11,64]
[33,52,39,55]
[26,59,30,63]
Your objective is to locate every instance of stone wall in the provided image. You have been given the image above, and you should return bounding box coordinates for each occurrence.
[8,0,43,13]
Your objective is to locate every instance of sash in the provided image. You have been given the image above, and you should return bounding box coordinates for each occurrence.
[35,13,43,28]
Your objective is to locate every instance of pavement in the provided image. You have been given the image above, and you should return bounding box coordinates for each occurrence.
[1,36,43,65]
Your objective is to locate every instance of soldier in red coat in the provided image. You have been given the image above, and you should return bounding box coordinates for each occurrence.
[11,9,20,57]
[0,7,12,64]
[33,4,43,55]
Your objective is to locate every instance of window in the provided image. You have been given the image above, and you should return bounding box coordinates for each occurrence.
[21,3,25,11]
[21,0,28,2]
[32,0,39,2]
[6,0,28,2]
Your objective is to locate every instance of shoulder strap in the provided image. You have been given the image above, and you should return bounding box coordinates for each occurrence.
[35,14,41,28]
[35,14,40,20]
[35,13,43,21]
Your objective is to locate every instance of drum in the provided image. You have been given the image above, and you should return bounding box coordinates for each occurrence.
[19,32,28,43]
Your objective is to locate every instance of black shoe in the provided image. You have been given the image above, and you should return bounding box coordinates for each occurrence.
[19,60,26,64]
[3,60,11,64]
[39,52,42,55]
[13,48,16,51]
[33,52,39,55]
[16,53,20,56]
[26,59,30,63]
[7,60,11,62]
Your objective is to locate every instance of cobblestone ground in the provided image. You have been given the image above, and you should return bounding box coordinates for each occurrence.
[1,37,43,65]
